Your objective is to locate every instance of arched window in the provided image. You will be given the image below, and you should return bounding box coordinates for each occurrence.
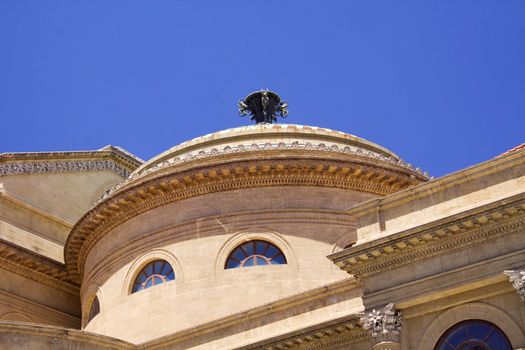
[225,240,287,269]
[435,320,512,350]
[132,260,175,293]
[87,296,100,323]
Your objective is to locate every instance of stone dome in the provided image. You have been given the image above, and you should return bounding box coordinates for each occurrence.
[64,123,428,343]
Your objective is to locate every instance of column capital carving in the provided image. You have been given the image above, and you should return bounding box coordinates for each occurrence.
[360,303,403,344]
[504,269,525,301]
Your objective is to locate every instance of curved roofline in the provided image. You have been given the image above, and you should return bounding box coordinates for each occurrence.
[133,124,400,176]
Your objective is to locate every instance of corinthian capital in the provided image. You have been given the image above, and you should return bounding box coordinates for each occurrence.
[360,303,403,344]
[504,269,525,301]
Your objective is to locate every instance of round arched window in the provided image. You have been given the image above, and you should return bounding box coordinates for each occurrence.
[435,320,512,350]
[225,240,287,269]
[132,260,175,293]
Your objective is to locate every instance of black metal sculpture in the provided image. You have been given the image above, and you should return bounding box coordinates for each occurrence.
[238,90,288,124]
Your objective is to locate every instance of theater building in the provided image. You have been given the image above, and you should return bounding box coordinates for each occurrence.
[0,92,524,349]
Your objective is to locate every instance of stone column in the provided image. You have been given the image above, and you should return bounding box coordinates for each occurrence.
[504,269,525,301]
[360,303,403,350]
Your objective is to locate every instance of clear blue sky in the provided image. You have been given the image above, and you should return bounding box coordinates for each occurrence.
[1,1,524,177]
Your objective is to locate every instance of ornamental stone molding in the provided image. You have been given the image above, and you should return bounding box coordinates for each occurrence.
[234,315,368,350]
[66,157,426,283]
[102,139,428,201]
[65,125,429,283]
[330,193,525,278]
[0,159,132,178]
[504,269,525,301]
[0,239,79,295]
[360,303,403,345]
[0,146,142,179]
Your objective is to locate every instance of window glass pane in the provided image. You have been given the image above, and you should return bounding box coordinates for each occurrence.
[153,262,162,274]
[486,335,511,349]
[468,323,492,341]
[232,248,245,260]
[88,296,100,323]
[243,243,254,256]
[256,257,268,265]
[272,254,286,264]
[244,257,254,266]
[435,320,512,350]
[255,242,266,254]
[266,245,278,256]
[226,259,240,269]
[131,260,175,293]
[136,273,146,283]
[161,263,170,275]
[225,240,286,269]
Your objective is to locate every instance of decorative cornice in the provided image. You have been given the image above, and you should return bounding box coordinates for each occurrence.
[133,123,404,174]
[330,193,525,278]
[114,141,428,201]
[0,147,143,179]
[503,269,525,301]
[0,238,79,296]
[234,315,368,350]
[0,159,132,178]
[343,146,525,219]
[66,152,426,283]
[360,303,402,344]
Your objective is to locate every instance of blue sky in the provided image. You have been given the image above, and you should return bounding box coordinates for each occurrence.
[1,1,524,177]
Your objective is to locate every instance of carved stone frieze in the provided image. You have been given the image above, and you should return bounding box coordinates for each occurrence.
[122,141,428,188]
[360,303,403,344]
[504,269,525,301]
[0,159,132,178]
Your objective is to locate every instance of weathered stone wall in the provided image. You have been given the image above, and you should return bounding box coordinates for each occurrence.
[81,186,374,343]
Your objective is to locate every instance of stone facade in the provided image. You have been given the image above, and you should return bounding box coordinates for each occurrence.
[0,124,523,350]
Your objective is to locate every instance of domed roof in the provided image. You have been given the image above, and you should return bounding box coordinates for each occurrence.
[65,123,428,282]
[134,124,401,175]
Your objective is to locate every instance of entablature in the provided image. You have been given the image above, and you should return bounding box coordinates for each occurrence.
[329,192,525,278]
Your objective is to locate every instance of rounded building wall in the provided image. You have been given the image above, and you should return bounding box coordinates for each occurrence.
[80,186,370,343]
[66,124,428,343]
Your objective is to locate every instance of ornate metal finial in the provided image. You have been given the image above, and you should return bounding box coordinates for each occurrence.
[504,269,525,301]
[360,303,403,344]
[238,90,288,124]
